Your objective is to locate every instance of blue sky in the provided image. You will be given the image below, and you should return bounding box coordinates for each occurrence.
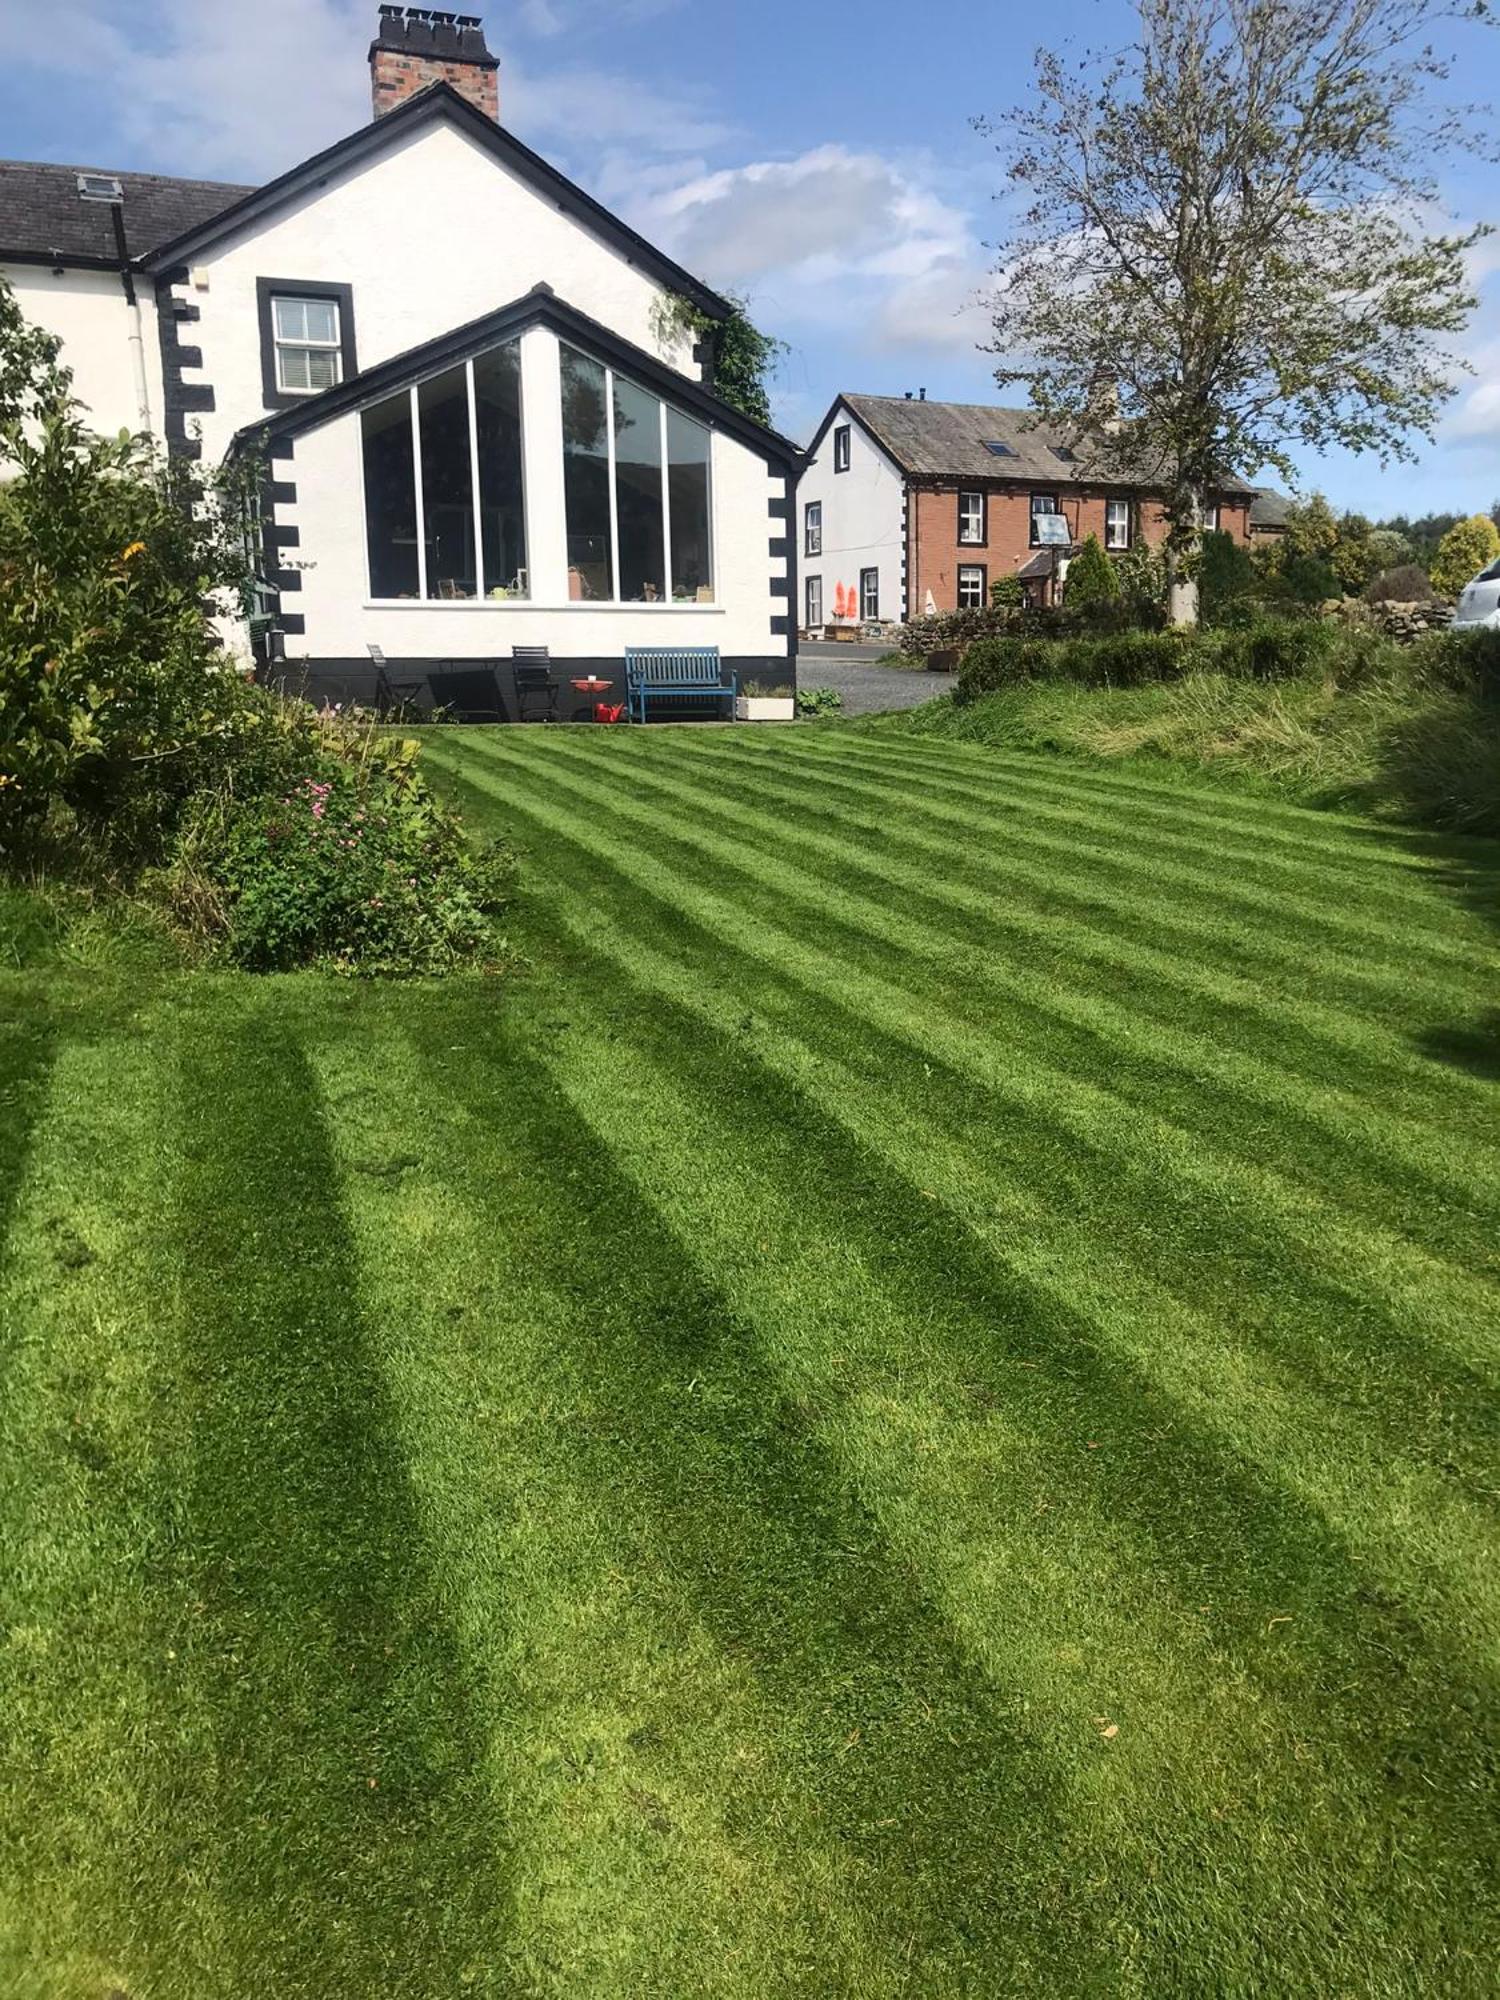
[2,0,1498,516]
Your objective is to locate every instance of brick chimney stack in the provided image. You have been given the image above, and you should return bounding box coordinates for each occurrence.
[370,7,499,121]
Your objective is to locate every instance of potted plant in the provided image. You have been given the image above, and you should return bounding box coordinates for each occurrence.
[735,680,795,722]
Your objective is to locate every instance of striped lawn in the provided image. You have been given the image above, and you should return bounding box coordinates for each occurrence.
[1,726,1497,1998]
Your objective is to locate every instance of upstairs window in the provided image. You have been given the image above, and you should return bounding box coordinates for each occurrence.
[1030,491,1061,546]
[258,279,356,407]
[805,500,822,556]
[1105,498,1132,550]
[833,423,851,473]
[958,490,986,545]
[274,295,342,394]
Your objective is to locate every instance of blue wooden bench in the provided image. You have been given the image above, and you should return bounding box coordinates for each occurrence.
[624,646,734,723]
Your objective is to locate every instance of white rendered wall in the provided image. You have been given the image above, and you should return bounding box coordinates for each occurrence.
[3,263,161,439]
[282,326,786,666]
[795,406,905,623]
[176,113,698,464]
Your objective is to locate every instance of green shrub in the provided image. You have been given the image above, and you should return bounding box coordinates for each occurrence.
[989,573,1024,609]
[166,713,515,975]
[795,685,843,716]
[955,636,1058,702]
[1430,514,1500,597]
[1410,625,1500,695]
[0,277,256,864]
[1365,564,1438,604]
[1197,530,1259,627]
[1114,542,1168,624]
[1062,534,1119,611]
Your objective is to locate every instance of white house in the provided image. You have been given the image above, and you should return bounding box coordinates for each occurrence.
[0,8,802,718]
[795,401,908,632]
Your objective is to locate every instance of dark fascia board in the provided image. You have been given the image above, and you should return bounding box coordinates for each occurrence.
[230,284,806,472]
[140,82,732,321]
[0,246,121,272]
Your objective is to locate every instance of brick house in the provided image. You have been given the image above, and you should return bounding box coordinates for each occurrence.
[796,393,1254,626]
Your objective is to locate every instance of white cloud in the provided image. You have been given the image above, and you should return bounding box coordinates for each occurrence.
[504,63,733,159]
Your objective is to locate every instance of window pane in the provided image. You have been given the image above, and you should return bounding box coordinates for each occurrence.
[560,345,613,600]
[274,297,307,341]
[418,365,476,600]
[304,298,338,345]
[667,407,712,602]
[278,346,310,392]
[860,567,878,618]
[474,341,527,598]
[306,346,339,390]
[362,391,419,599]
[613,375,664,602]
[806,575,822,625]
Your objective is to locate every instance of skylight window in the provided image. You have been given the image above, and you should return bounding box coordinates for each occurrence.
[76,173,124,202]
[983,440,1015,457]
[1052,445,1077,463]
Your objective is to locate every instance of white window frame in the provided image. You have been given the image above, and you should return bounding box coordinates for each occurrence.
[958,490,986,545]
[1105,498,1132,551]
[272,294,343,396]
[833,424,851,473]
[804,500,822,556]
[1203,502,1221,533]
[805,574,822,627]
[859,566,879,620]
[957,563,987,609]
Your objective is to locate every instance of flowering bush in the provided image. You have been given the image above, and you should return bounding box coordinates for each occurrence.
[168,726,515,975]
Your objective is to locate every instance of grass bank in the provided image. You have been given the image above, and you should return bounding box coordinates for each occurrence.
[2,725,1497,1996]
[871,663,1500,832]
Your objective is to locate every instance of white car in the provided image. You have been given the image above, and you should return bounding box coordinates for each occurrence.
[1450,559,1500,628]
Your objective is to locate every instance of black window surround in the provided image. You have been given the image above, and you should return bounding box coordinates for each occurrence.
[256,277,358,411]
[859,565,879,619]
[804,500,822,556]
[957,489,986,546]
[957,562,987,609]
[805,574,822,625]
[1029,491,1061,546]
[833,424,851,473]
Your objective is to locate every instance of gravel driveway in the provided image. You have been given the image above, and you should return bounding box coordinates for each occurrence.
[797,647,951,718]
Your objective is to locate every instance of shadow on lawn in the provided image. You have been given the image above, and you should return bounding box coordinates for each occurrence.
[485,913,1500,1971]
[399,997,1114,1994]
[168,1007,513,1996]
[1395,827,1500,1083]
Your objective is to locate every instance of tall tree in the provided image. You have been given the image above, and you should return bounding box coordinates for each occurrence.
[981,0,1492,623]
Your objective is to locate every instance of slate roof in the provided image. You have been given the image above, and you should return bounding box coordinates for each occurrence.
[1249,486,1294,531]
[842,393,1255,495]
[0,159,251,266]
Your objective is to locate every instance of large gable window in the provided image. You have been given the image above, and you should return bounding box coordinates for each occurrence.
[361,338,528,602]
[561,342,714,603]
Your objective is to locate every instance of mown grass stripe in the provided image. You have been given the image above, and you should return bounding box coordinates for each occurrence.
[459,731,1500,1236]
[516,923,1498,1988]
[168,994,513,1994]
[546,730,1500,1111]
[648,731,1495,983]
[431,737,1500,1377]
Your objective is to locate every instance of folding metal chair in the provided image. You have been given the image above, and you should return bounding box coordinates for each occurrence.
[512,645,556,723]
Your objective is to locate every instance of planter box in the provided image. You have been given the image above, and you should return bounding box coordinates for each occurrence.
[735,695,795,722]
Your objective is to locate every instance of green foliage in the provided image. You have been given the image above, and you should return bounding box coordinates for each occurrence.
[1197,529,1259,627]
[651,291,787,429]
[794,685,843,717]
[0,275,257,862]
[1113,541,1168,623]
[1430,514,1500,597]
[166,706,515,974]
[989,573,1024,609]
[1062,533,1119,611]
[956,619,1344,704]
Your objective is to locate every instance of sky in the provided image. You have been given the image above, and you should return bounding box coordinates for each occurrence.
[1,0,1498,517]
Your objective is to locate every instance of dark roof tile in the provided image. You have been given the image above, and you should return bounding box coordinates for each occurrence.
[0,159,252,265]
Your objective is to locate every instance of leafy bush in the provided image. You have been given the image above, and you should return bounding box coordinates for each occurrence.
[1197,529,1259,627]
[1062,534,1119,610]
[1113,542,1168,624]
[165,706,515,975]
[1410,624,1500,695]
[1430,514,1500,597]
[1365,564,1438,604]
[0,277,255,864]
[955,618,1348,703]
[795,685,843,716]
[989,573,1024,609]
